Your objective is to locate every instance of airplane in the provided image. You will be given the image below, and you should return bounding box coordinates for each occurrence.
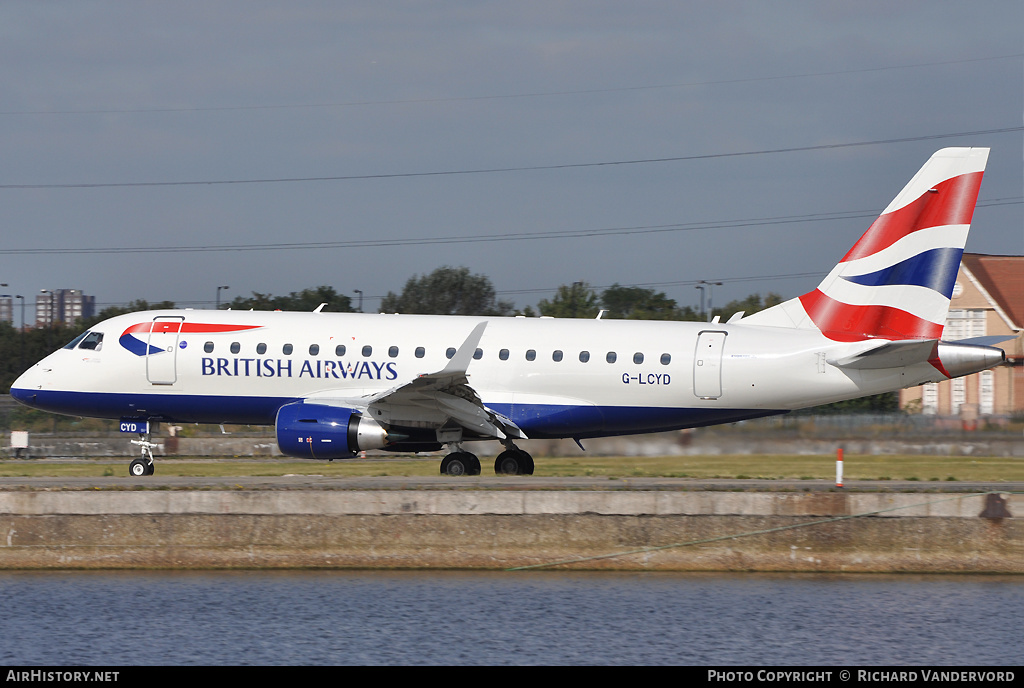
[9,147,1008,477]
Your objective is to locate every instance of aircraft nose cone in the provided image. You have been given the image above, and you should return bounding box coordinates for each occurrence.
[9,384,35,405]
[9,366,46,409]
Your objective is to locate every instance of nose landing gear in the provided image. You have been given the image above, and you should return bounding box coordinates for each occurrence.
[128,434,158,476]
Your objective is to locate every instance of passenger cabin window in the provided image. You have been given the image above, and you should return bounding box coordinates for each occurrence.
[362,345,372,357]
[579,351,590,363]
[606,352,617,363]
[473,348,483,360]
[526,349,536,361]
[257,343,267,355]
[661,353,671,365]
[79,332,104,351]
[230,342,241,354]
[552,350,563,362]
[633,352,644,364]
[499,349,509,361]
[309,344,319,356]
[446,347,456,359]
[415,347,425,358]
[283,344,293,355]
[335,345,346,356]
[204,342,215,353]
[389,346,399,357]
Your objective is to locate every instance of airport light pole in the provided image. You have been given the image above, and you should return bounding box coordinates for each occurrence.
[706,282,723,321]
[695,282,707,320]
[1,292,24,329]
[354,289,363,313]
[216,285,230,310]
[0,291,25,371]
[40,289,55,349]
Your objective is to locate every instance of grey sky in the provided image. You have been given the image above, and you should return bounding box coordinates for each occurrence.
[2,1,1021,317]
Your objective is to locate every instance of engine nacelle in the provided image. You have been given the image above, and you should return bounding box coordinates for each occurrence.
[935,341,1006,379]
[276,402,388,459]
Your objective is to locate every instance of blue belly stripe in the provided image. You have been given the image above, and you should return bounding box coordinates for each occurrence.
[11,387,787,439]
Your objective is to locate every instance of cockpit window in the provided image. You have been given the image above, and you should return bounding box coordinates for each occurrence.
[63,332,90,350]
[63,331,104,351]
[79,332,104,351]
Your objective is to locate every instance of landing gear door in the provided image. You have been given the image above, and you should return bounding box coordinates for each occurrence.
[693,330,727,399]
[146,316,184,385]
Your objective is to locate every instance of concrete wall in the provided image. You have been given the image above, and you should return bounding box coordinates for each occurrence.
[1,490,1019,572]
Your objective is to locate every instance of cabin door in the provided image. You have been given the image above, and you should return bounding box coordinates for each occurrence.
[146,316,184,385]
[693,330,727,399]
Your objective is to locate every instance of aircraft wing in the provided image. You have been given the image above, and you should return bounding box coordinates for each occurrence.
[304,321,527,441]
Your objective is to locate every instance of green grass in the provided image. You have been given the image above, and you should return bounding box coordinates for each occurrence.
[0,453,1020,482]
[534,454,1021,482]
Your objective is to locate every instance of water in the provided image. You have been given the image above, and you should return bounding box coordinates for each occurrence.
[1,571,1019,665]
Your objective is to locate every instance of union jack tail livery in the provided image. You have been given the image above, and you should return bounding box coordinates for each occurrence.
[743,147,989,342]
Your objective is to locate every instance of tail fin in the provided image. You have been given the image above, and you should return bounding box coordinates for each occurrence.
[742,147,989,341]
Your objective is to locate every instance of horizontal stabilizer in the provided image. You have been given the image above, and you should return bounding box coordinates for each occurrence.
[951,335,1017,347]
[827,339,937,370]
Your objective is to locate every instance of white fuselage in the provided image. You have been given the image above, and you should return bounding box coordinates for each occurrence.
[11,309,950,440]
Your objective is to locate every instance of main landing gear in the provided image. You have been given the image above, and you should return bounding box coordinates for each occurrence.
[438,443,534,476]
[439,450,481,476]
[494,447,534,476]
[128,432,158,477]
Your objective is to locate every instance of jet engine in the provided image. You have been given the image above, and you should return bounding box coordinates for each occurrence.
[934,341,1005,378]
[276,401,388,459]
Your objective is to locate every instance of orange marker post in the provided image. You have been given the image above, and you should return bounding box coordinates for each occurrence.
[836,448,844,488]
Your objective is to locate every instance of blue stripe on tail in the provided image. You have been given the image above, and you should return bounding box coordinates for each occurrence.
[840,247,963,297]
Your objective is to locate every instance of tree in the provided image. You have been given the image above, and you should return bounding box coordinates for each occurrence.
[380,267,514,316]
[537,282,600,318]
[710,292,784,322]
[600,284,699,321]
[228,287,353,313]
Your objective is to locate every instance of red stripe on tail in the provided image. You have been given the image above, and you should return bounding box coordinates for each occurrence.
[799,290,943,342]
[842,171,983,262]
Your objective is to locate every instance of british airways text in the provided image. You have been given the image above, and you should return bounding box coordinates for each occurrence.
[201,357,398,380]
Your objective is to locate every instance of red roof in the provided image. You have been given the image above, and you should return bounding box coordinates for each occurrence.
[961,254,1024,329]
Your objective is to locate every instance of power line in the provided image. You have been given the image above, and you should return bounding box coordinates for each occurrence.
[4,52,1020,116]
[2,126,1021,191]
[2,196,1016,257]
[490,272,828,299]
[90,270,829,311]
